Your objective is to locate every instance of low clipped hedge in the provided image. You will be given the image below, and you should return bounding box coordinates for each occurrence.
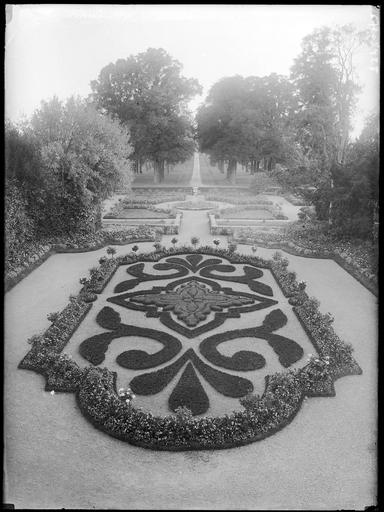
[19,245,362,450]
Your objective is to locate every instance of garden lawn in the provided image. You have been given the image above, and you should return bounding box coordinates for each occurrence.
[4,227,376,509]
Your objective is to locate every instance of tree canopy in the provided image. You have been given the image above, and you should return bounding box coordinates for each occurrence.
[5,96,132,236]
[196,74,295,183]
[90,48,202,182]
[197,24,371,190]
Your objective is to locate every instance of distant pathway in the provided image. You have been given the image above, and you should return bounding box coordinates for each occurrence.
[190,151,202,188]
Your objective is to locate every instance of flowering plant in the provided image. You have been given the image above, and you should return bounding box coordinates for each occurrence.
[118,387,136,405]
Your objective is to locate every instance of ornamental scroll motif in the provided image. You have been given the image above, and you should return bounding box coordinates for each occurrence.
[79,254,304,415]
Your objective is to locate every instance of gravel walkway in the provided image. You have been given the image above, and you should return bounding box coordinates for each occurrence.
[4,154,377,509]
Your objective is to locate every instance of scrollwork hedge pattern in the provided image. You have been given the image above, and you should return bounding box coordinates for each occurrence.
[18,246,362,450]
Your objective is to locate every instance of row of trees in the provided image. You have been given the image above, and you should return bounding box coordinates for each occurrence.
[310,112,379,239]
[6,47,203,266]
[196,24,378,240]
[196,25,373,185]
[197,73,294,182]
[90,48,201,183]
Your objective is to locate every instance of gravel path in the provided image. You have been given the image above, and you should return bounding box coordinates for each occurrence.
[4,154,377,509]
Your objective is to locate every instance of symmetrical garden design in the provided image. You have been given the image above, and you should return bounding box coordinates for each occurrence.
[19,247,362,451]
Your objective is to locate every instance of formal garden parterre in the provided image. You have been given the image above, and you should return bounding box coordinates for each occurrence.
[19,245,362,451]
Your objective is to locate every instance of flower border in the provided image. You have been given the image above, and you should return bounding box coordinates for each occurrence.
[233,237,378,297]
[18,246,362,450]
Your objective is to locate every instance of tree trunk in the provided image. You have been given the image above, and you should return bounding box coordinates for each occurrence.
[154,161,165,184]
[337,125,349,165]
[262,157,267,170]
[226,159,237,184]
[218,160,224,173]
[328,177,334,226]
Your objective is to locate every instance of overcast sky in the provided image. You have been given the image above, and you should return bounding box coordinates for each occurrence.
[5,4,379,138]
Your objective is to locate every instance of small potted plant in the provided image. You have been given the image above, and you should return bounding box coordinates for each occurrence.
[106,246,116,259]
[228,242,237,253]
[118,387,136,409]
[191,236,200,248]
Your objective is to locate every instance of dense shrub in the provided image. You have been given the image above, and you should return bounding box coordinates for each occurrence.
[5,97,133,239]
[5,180,35,263]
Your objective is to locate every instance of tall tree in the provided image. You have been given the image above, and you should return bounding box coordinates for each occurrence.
[90,48,202,183]
[290,25,370,223]
[197,74,294,183]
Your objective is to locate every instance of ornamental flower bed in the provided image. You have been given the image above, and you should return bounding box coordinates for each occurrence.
[172,200,218,210]
[213,204,288,220]
[115,190,188,206]
[103,203,178,219]
[19,245,362,451]
[204,191,274,205]
[5,226,157,293]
